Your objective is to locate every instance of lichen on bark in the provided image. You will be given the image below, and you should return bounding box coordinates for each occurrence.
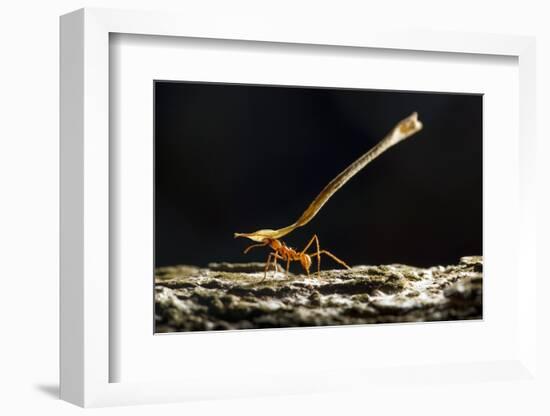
[155,256,482,332]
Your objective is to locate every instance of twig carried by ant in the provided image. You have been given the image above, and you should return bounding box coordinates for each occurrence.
[235,112,423,279]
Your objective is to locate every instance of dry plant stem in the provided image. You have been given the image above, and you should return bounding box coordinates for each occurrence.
[234,112,423,242]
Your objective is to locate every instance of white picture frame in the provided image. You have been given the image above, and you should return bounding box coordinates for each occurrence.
[60,7,537,407]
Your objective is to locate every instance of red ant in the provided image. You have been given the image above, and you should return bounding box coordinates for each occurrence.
[242,235,350,280]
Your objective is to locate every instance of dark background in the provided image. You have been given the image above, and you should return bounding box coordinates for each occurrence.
[155,81,482,268]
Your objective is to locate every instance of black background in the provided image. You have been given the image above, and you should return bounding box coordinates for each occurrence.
[155,81,482,268]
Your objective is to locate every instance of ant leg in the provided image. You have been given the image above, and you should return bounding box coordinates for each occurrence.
[244,241,268,254]
[272,255,279,276]
[300,235,321,277]
[310,250,351,270]
[262,252,285,282]
[300,234,318,254]
[285,258,290,279]
[262,253,274,282]
[272,253,285,277]
[315,236,321,277]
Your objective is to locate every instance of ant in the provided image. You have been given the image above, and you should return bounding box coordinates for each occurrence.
[241,234,351,280]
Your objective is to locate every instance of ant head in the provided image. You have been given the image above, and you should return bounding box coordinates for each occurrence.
[269,239,282,250]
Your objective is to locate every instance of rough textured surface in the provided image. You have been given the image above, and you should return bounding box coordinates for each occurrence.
[155,256,482,332]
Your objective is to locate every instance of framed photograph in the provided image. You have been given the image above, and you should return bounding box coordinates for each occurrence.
[60,8,537,407]
[153,81,482,333]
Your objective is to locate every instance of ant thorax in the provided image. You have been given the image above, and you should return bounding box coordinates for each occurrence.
[267,239,297,258]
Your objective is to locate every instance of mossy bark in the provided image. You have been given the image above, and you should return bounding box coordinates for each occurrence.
[155,256,482,332]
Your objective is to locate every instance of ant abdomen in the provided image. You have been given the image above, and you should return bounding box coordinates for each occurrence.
[300,254,312,274]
